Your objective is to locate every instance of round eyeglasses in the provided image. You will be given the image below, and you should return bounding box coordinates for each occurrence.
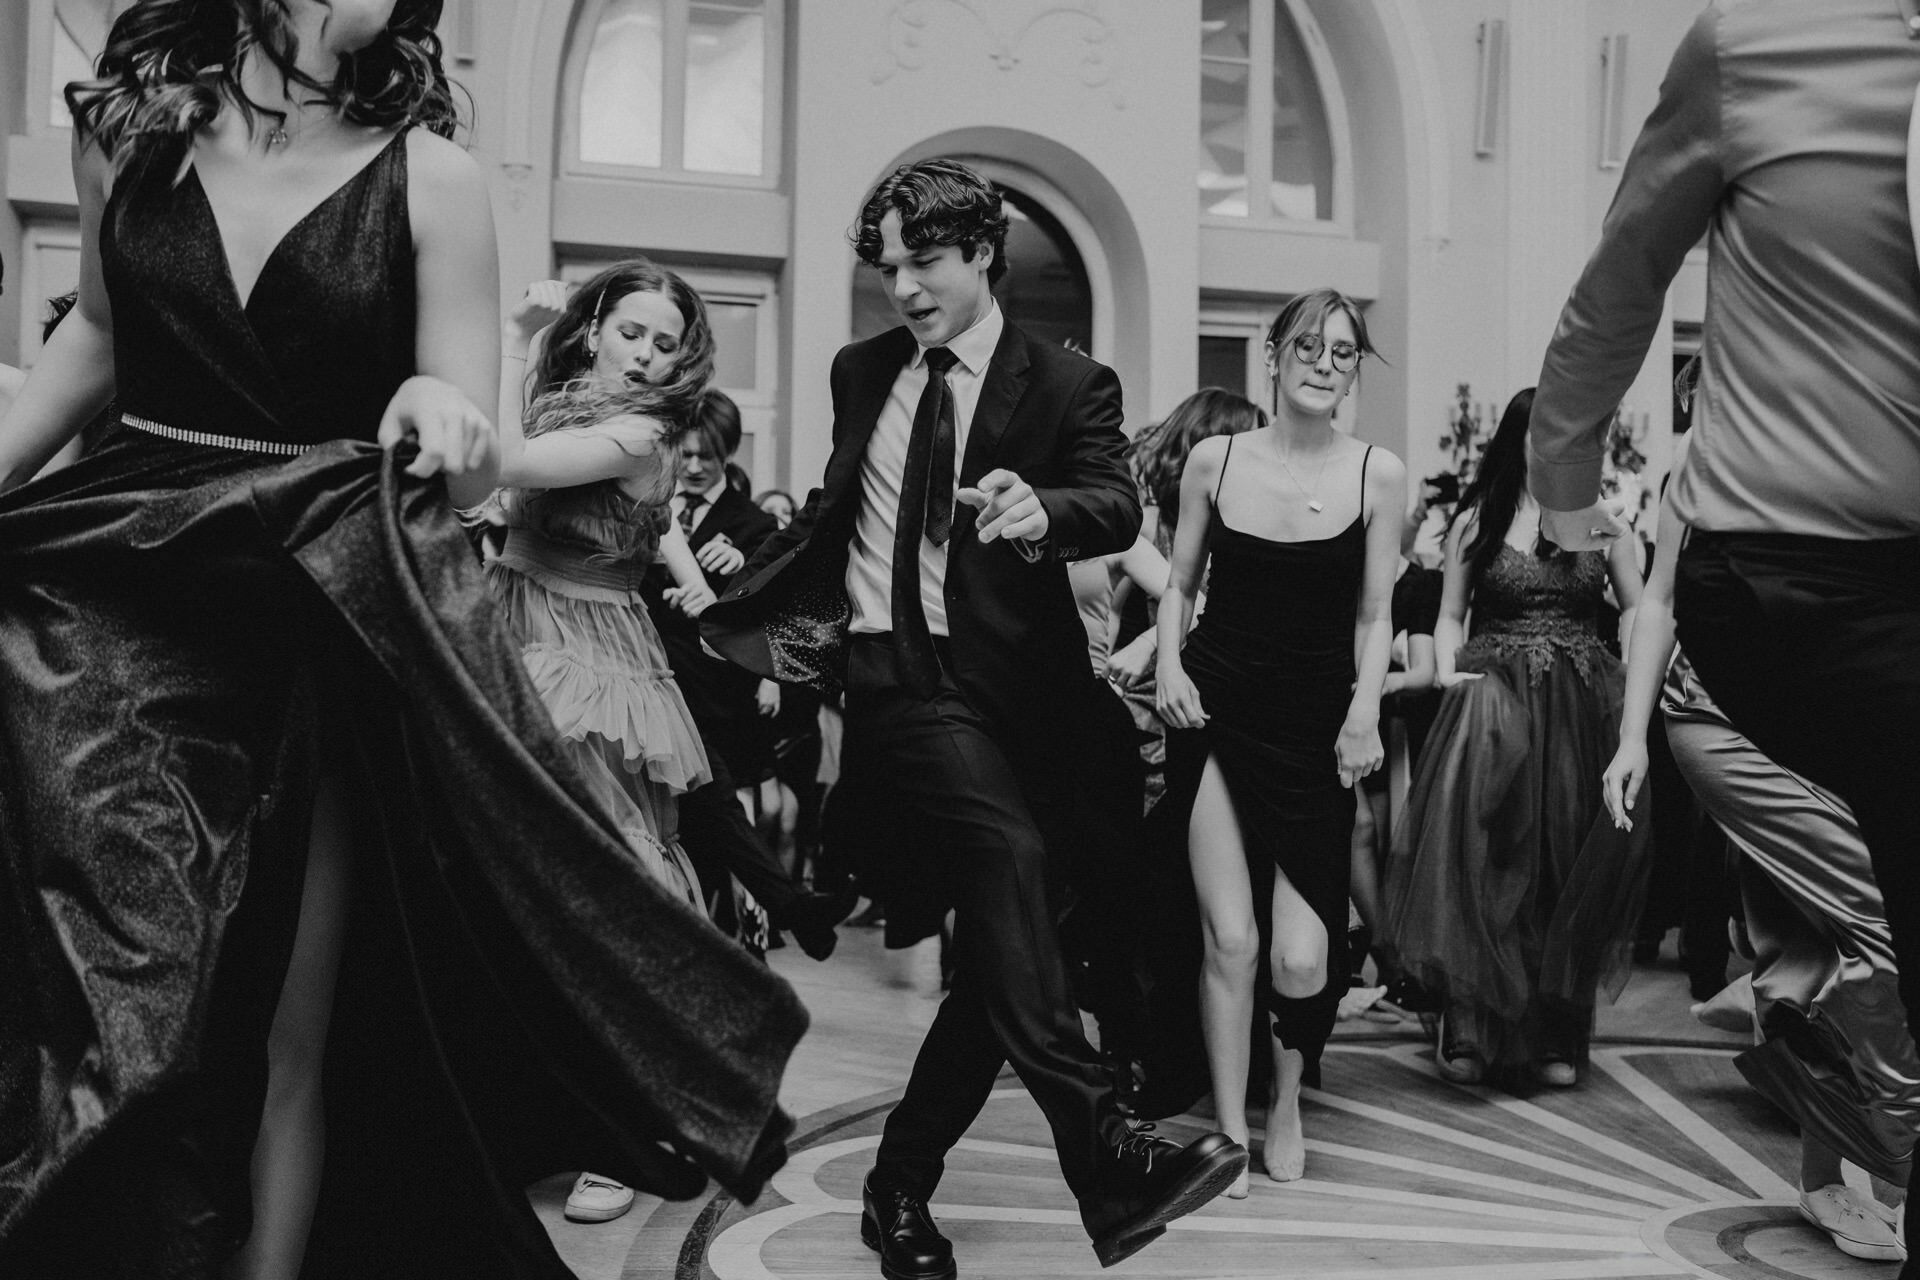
[1291,333,1362,373]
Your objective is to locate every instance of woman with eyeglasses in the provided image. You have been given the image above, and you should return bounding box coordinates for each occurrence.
[1381,387,1649,1091]
[1156,289,1405,1193]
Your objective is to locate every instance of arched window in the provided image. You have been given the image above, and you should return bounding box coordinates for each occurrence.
[567,0,781,182]
[1199,0,1336,222]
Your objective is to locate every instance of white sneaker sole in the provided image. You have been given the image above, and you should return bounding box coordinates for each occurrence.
[564,1200,636,1223]
[1798,1201,1906,1262]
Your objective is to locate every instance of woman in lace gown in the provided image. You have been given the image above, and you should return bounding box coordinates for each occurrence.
[1383,388,1648,1088]
[1158,290,1405,1192]
[0,4,802,1277]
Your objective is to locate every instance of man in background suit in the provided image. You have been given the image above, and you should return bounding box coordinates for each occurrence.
[702,159,1245,1276]
[647,389,852,960]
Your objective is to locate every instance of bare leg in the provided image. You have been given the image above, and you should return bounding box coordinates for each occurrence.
[1189,756,1258,1199]
[228,775,352,1280]
[1265,865,1326,1183]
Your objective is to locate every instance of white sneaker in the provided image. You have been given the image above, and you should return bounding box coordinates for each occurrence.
[1798,1184,1906,1262]
[564,1172,636,1223]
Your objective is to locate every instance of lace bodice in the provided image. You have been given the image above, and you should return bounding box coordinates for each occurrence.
[1458,543,1611,684]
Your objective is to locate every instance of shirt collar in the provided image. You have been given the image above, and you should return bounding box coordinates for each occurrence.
[679,473,725,503]
[913,301,1003,377]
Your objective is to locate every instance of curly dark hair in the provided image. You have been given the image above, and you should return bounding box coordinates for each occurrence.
[851,158,1010,284]
[1129,387,1266,541]
[528,259,715,422]
[67,0,460,172]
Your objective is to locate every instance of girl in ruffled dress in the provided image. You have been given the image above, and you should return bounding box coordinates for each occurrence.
[489,264,723,910]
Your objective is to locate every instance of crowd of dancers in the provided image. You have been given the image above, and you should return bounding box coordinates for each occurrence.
[3,2,1920,1279]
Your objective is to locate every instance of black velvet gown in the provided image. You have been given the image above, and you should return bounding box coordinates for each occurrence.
[0,131,805,1279]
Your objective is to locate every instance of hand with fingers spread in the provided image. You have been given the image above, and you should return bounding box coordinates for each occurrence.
[956,468,1049,545]
[378,374,496,484]
[1538,497,1629,552]
[695,532,745,578]
[1601,738,1648,831]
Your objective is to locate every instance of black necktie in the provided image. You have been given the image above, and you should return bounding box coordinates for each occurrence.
[891,347,959,695]
[677,491,705,536]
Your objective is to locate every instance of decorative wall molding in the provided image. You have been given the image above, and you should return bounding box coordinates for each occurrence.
[871,0,1120,105]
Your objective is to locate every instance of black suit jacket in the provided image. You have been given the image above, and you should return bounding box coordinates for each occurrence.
[646,486,780,774]
[700,320,1140,747]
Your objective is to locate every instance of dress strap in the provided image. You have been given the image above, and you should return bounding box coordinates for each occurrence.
[1213,435,1235,504]
[1359,444,1373,521]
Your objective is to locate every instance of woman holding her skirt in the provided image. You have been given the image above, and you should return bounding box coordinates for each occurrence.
[1158,289,1404,1194]
[0,3,803,1276]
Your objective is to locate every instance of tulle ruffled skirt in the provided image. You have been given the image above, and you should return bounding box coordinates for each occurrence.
[486,554,710,911]
[1383,639,1651,1069]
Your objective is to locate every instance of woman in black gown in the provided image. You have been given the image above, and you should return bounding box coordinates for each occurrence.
[1157,290,1405,1194]
[0,3,803,1277]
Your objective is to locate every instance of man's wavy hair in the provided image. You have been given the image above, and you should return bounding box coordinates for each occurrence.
[67,0,460,174]
[851,159,1010,284]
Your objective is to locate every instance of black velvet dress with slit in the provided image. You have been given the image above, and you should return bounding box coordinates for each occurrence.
[0,131,804,1280]
[1164,439,1369,1088]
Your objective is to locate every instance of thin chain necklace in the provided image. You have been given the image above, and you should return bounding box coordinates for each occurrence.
[1276,439,1334,514]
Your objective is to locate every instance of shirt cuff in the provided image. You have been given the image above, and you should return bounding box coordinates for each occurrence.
[1526,440,1606,513]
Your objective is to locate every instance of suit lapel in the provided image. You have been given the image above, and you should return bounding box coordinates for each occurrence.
[959,321,1032,489]
[821,329,916,528]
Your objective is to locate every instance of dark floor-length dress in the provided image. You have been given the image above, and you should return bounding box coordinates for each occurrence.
[1162,442,1369,1090]
[1384,544,1649,1072]
[0,131,805,1280]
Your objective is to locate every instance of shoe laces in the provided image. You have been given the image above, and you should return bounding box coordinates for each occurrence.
[1115,1122,1173,1160]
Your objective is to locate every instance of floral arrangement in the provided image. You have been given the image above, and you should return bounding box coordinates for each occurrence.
[1411,382,1653,565]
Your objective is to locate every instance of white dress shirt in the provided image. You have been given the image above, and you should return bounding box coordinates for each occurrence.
[846,303,1005,636]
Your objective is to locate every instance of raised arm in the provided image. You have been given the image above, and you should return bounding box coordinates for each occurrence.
[0,134,116,492]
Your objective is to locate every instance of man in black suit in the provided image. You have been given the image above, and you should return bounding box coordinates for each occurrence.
[646,389,851,960]
[703,159,1244,1275]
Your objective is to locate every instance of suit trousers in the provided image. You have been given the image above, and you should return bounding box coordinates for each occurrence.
[1674,531,1920,1154]
[848,636,1127,1204]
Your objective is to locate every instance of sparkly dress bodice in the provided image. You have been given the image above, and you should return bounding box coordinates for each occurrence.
[1459,544,1611,684]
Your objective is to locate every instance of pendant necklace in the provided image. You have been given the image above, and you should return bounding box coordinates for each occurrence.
[1277,443,1332,514]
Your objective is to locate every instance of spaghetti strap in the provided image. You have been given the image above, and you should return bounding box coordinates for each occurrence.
[1213,435,1235,504]
[1359,444,1373,520]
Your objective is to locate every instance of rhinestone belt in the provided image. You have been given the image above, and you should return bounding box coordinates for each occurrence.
[122,413,313,457]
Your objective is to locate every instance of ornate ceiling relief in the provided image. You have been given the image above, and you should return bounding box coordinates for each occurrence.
[871,0,1123,107]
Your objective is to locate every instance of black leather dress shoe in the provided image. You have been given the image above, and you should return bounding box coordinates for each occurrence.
[1084,1126,1247,1268]
[860,1178,956,1280]
[776,888,857,962]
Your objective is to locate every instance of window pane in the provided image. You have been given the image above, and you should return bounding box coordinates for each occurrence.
[706,298,759,389]
[1199,58,1249,217]
[684,1,765,175]
[1201,0,1250,60]
[579,0,664,168]
[1198,335,1250,402]
[1271,6,1334,221]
